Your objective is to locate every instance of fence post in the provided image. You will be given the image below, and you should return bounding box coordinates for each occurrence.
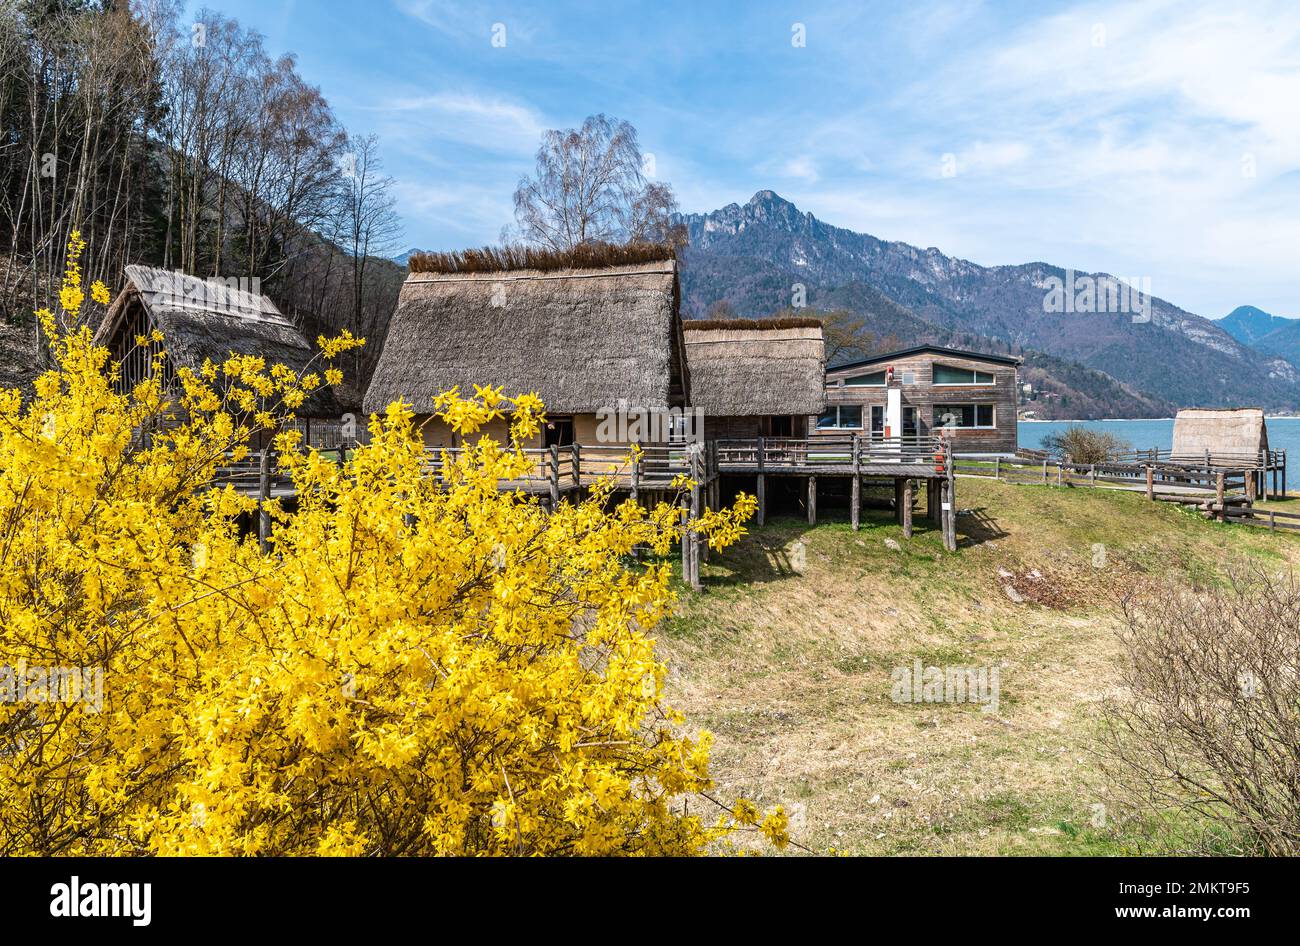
[993,455,1000,480]
[258,446,272,553]
[1042,459,1048,484]
[1145,464,1154,501]
[1215,471,1226,521]
[571,443,581,492]
[1056,463,1063,487]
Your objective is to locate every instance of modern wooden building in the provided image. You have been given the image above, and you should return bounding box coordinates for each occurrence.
[682,317,825,441]
[363,245,688,449]
[93,265,341,442]
[819,345,1021,455]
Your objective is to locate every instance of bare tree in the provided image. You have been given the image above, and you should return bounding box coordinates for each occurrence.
[511,114,681,251]
[337,132,401,376]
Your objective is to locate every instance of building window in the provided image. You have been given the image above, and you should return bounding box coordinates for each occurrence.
[933,364,995,385]
[901,371,916,384]
[933,404,995,429]
[817,405,863,429]
[845,370,887,386]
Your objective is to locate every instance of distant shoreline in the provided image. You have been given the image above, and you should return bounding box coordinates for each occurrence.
[1020,416,1300,423]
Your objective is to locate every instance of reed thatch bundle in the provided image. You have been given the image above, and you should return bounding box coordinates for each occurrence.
[407,241,675,275]
[682,319,825,416]
[364,258,684,416]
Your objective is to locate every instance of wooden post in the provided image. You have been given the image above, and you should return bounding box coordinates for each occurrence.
[1270,510,1277,532]
[893,478,905,524]
[756,435,765,527]
[1056,463,1063,487]
[1089,464,1096,487]
[807,475,817,526]
[689,446,703,590]
[1145,464,1154,500]
[946,469,957,551]
[1246,466,1257,503]
[1042,459,1048,484]
[851,434,860,532]
[680,501,692,585]
[631,449,640,502]
[902,478,913,538]
[1215,471,1226,521]
[258,446,272,553]
[549,444,560,508]
[928,478,941,523]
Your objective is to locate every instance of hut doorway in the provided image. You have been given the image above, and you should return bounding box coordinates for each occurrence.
[544,417,575,447]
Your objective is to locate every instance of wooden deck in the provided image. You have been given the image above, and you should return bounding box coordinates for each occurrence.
[213,435,962,580]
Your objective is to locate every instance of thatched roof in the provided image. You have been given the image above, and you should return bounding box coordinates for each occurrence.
[94,265,339,416]
[1172,407,1268,458]
[683,319,825,416]
[364,259,684,416]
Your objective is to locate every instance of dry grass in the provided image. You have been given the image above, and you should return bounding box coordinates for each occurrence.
[407,240,674,274]
[658,477,1300,854]
[684,316,826,331]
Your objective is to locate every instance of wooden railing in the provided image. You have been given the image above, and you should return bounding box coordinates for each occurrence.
[956,452,1257,496]
[716,435,950,473]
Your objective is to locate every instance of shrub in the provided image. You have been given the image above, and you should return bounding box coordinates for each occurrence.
[0,234,782,855]
[1041,425,1131,465]
[1101,568,1300,855]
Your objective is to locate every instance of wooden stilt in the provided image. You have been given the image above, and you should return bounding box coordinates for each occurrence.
[807,475,817,526]
[928,479,941,523]
[851,434,860,532]
[894,478,904,524]
[756,474,766,527]
[903,478,913,539]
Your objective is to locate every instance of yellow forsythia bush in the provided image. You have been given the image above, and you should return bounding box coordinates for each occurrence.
[0,235,784,855]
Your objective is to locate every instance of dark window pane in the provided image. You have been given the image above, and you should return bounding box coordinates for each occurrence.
[846,371,886,386]
[817,409,838,429]
[840,405,863,428]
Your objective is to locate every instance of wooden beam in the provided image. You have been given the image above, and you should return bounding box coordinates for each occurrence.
[756,473,766,527]
[807,475,817,526]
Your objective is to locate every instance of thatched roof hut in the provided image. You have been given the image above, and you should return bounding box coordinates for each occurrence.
[682,317,826,416]
[94,265,339,416]
[1171,407,1269,460]
[364,250,685,416]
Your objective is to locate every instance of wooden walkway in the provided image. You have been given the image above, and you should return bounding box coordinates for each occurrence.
[214,435,962,586]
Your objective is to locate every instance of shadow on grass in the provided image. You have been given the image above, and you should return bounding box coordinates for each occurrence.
[957,506,1008,549]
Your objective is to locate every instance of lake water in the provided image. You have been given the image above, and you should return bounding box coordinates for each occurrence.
[1020,417,1300,490]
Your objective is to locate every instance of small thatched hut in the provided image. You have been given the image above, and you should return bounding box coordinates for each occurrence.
[93,265,340,437]
[682,317,826,439]
[363,244,687,448]
[1171,407,1269,463]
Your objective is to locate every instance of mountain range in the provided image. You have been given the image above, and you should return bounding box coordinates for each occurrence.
[673,191,1300,419]
[1217,305,1300,372]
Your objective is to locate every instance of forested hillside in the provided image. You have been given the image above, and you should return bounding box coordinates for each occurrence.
[0,2,404,403]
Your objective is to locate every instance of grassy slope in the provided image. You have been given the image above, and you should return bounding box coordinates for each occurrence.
[659,478,1300,855]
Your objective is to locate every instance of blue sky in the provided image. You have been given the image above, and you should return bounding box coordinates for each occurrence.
[207,0,1300,319]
